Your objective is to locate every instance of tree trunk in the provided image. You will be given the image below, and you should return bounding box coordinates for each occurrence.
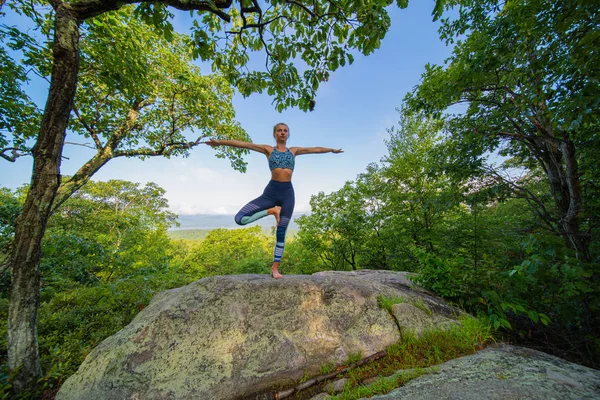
[8,5,80,393]
[559,138,591,261]
[538,136,591,261]
[53,153,111,211]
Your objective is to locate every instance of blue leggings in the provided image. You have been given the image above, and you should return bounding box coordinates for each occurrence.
[234,180,295,262]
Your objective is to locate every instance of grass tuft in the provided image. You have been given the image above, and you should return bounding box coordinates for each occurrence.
[377,294,432,316]
[346,351,363,365]
[320,362,335,375]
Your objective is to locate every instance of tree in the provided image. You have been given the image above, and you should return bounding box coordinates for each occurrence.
[381,111,459,254]
[42,180,177,288]
[296,111,463,271]
[354,164,391,269]
[181,226,271,276]
[405,0,600,261]
[2,0,453,391]
[297,183,369,271]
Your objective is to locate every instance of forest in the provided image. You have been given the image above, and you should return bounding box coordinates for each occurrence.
[1,0,599,398]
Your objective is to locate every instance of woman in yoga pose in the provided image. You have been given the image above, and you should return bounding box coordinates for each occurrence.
[206,123,342,279]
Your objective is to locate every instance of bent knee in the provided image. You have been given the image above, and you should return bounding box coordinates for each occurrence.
[234,214,244,225]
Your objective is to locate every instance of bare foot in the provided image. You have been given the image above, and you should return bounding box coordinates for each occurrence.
[271,263,283,279]
[271,270,283,279]
[268,206,281,225]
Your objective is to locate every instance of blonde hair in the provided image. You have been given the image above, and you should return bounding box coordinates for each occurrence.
[272,123,290,139]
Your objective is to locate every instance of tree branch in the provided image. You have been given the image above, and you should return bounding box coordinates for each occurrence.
[0,147,27,162]
[484,166,558,234]
[276,350,387,399]
[285,0,316,19]
[239,0,261,28]
[53,97,157,211]
[72,104,103,150]
[112,135,208,158]
[226,14,288,33]
[64,141,97,150]
[106,97,155,151]
[68,0,233,22]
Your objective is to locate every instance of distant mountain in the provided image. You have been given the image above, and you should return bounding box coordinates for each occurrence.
[171,213,305,230]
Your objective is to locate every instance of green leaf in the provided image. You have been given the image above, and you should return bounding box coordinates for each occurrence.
[432,0,445,21]
[527,311,539,324]
[539,314,551,326]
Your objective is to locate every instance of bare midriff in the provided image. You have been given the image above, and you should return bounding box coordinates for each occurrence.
[271,168,293,182]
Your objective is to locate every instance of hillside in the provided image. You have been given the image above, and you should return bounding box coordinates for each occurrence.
[171,213,304,230]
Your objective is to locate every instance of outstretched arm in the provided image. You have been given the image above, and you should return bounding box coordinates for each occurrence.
[205,139,271,156]
[291,147,343,156]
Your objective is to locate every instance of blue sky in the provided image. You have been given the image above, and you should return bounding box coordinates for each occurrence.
[1,2,453,216]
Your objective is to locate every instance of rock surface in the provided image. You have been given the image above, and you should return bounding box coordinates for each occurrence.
[57,270,459,400]
[368,344,600,400]
[323,377,348,393]
[309,394,330,400]
[391,302,458,337]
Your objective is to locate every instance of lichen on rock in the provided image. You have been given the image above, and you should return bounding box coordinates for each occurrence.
[368,344,600,400]
[57,270,461,400]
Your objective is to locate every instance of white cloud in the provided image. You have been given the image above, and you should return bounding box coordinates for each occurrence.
[172,203,235,215]
[189,167,223,182]
[172,204,204,215]
[210,207,230,215]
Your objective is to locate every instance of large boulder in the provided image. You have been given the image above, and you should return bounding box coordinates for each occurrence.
[369,344,600,400]
[56,270,459,400]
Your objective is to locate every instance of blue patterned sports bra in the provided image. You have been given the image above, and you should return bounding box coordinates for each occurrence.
[268,148,295,171]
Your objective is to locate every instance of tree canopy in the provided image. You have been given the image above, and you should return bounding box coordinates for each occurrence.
[405,0,600,260]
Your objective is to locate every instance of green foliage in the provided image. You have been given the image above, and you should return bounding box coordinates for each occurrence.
[505,237,596,326]
[296,109,461,272]
[0,24,41,159]
[0,179,212,394]
[167,229,211,241]
[330,368,429,399]
[377,295,403,313]
[411,248,474,302]
[40,180,177,295]
[189,0,401,111]
[412,235,599,335]
[0,187,20,251]
[278,237,323,275]
[0,188,21,294]
[174,226,271,277]
[319,362,335,375]
[3,0,435,166]
[346,351,363,365]
[296,182,370,271]
[406,0,600,261]
[3,3,250,178]
[0,178,201,392]
[77,6,249,164]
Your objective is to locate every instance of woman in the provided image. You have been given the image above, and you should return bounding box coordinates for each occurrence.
[206,122,343,279]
